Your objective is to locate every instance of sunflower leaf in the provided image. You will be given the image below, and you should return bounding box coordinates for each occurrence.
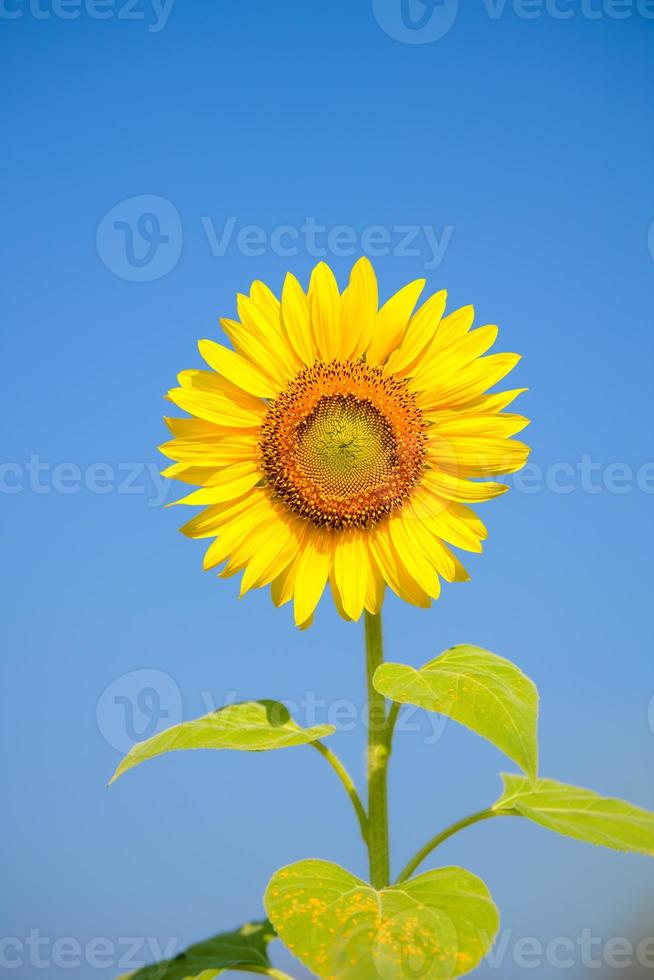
[494,774,654,856]
[109,700,335,784]
[116,919,276,979]
[265,859,498,980]
[373,645,539,779]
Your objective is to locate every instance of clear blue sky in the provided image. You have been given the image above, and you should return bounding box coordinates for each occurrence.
[2,2,653,978]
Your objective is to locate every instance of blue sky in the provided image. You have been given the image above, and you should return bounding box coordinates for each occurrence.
[2,2,654,978]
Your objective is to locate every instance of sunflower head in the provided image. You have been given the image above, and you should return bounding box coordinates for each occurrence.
[161,259,529,628]
[259,360,427,530]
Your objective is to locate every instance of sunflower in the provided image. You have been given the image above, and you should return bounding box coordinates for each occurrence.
[161,259,529,628]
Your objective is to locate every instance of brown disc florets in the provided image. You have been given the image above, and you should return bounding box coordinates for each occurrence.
[259,360,427,529]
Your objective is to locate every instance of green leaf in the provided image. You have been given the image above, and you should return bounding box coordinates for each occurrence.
[373,645,539,780]
[494,774,654,856]
[110,700,335,784]
[116,920,275,979]
[265,859,499,979]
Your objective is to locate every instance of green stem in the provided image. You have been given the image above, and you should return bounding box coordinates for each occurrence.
[396,808,518,884]
[364,610,391,889]
[312,741,368,844]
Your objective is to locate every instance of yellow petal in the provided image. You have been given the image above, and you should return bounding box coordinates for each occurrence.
[271,557,298,608]
[293,529,332,627]
[451,388,528,416]
[309,261,341,361]
[176,370,267,414]
[161,463,209,485]
[366,278,425,365]
[388,510,441,598]
[166,387,264,429]
[421,469,509,503]
[199,339,278,399]
[430,412,530,439]
[329,572,352,622]
[411,324,499,391]
[414,353,522,411]
[249,279,281,324]
[235,292,300,378]
[400,503,469,583]
[369,519,431,608]
[221,313,295,389]
[343,257,379,359]
[181,502,244,542]
[240,518,303,595]
[162,461,256,486]
[364,545,386,614]
[281,272,316,364]
[182,490,268,542]
[159,434,258,467]
[249,280,306,375]
[431,304,475,349]
[167,370,266,429]
[181,505,224,541]
[411,490,486,554]
[385,289,447,377]
[170,462,261,505]
[164,416,230,438]
[332,531,369,621]
[217,554,244,579]
[427,436,531,477]
[201,495,275,567]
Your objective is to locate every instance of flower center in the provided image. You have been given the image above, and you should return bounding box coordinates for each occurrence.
[259,361,427,529]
